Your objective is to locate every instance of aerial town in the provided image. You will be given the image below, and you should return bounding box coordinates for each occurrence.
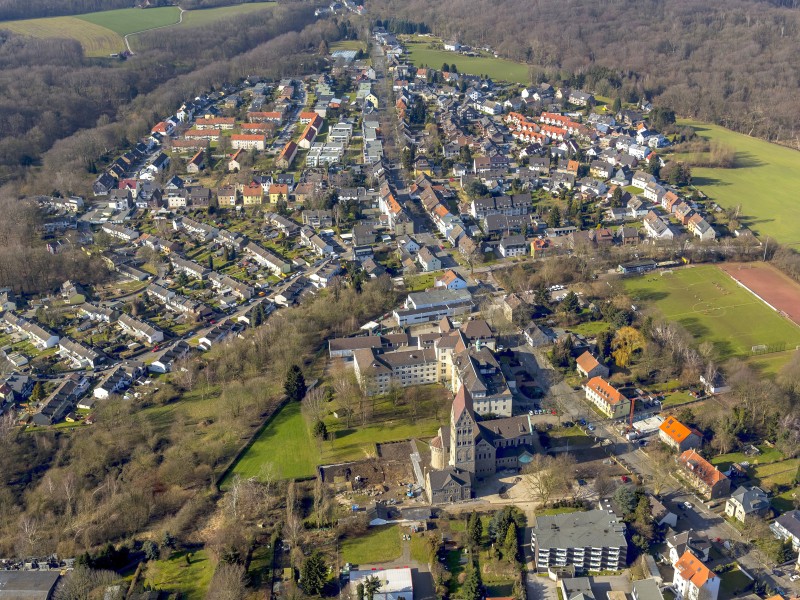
[1,10,800,600]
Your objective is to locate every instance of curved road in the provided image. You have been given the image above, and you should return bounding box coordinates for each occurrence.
[124,8,185,55]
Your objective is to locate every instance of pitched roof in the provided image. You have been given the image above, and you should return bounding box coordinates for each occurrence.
[659,416,697,444]
[674,550,717,588]
[678,449,728,488]
[576,351,601,373]
[586,376,627,405]
[452,384,474,421]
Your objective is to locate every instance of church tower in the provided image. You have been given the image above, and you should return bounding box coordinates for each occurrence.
[449,385,477,473]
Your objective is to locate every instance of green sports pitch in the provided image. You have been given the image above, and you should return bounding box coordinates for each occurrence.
[624,265,800,359]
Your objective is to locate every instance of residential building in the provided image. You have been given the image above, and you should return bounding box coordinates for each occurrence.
[118,313,164,345]
[725,486,770,522]
[584,377,630,419]
[417,246,442,272]
[349,568,413,600]
[769,510,800,549]
[672,550,719,600]
[531,509,628,573]
[575,351,609,379]
[93,366,133,400]
[393,288,474,326]
[667,530,711,565]
[659,416,702,452]
[231,134,266,151]
[499,234,528,257]
[245,242,292,276]
[435,270,468,290]
[353,347,438,395]
[58,337,102,369]
[677,449,731,499]
[2,314,59,349]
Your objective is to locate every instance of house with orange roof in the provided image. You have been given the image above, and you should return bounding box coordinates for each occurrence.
[248,111,284,123]
[584,376,630,418]
[268,184,289,203]
[575,351,609,379]
[299,111,319,124]
[242,184,263,206]
[228,149,243,172]
[673,550,720,600]
[435,270,468,291]
[659,416,702,452]
[677,449,730,499]
[276,141,297,169]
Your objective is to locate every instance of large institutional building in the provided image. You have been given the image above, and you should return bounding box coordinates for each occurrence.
[351,317,513,416]
[423,385,537,503]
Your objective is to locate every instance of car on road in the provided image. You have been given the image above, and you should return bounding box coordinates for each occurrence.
[587,424,596,431]
[683,501,693,509]
[620,476,630,483]
[790,574,799,582]
[579,419,587,426]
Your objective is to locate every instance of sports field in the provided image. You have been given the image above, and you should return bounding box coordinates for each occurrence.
[624,265,800,359]
[402,36,531,85]
[677,120,800,245]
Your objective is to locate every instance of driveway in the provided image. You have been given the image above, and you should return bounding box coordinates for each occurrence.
[526,573,558,600]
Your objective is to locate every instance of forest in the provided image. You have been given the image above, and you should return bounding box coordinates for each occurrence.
[369,0,800,148]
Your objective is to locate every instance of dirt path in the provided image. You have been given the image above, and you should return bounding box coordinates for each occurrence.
[124,8,185,54]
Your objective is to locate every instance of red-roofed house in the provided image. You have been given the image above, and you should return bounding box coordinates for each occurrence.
[659,416,702,452]
[673,550,720,600]
[584,376,630,418]
[575,351,609,379]
[276,141,297,169]
[677,449,730,499]
[435,270,468,291]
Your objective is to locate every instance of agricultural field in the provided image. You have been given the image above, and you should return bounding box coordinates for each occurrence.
[624,265,800,360]
[77,6,180,36]
[401,36,531,85]
[676,120,800,244]
[177,2,275,27]
[0,2,275,57]
[0,16,125,56]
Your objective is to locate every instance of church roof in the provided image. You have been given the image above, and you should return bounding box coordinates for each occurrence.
[452,384,474,421]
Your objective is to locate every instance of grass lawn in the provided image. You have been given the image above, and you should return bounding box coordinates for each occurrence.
[404,272,437,292]
[772,486,800,513]
[77,6,180,35]
[143,550,214,600]
[676,120,800,244]
[624,265,800,359]
[718,567,752,600]
[753,458,800,487]
[340,525,402,565]
[567,320,612,337]
[710,445,784,471]
[745,350,795,375]
[222,401,320,485]
[536,506,584,516]
[0,16,124,56]
[402,36,531,85]
[547,426,595,449]
[661,391,695,408]
[332,39,366,52]
[410,533,433,564]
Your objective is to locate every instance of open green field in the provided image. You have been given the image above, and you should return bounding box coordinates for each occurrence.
[332,39,367,52]
[340,525,402,565]
[0,16,125,56]
[677,120,800,245]
[402,36,531,85]
[77,6,180,36]
[224,384,446,484]
[143,550,214,600]
[223,401,320,484]
[624,265,800,359]
[0,3,274,57]
[178,2,275,27]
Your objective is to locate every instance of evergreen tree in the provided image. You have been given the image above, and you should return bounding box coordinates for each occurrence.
[30,381,44,403]
[503,523,518,562]
[357,583,365,600]
[313,420,328,441]
[284,365,306,402]
[561,291,580,314]
[612,97,622,113]
[300,551,327,596]
[208,255,213,270]
[462,559,482,600]
[547,207,561,229]
[467,512,483,547]
[364,575,382,600]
